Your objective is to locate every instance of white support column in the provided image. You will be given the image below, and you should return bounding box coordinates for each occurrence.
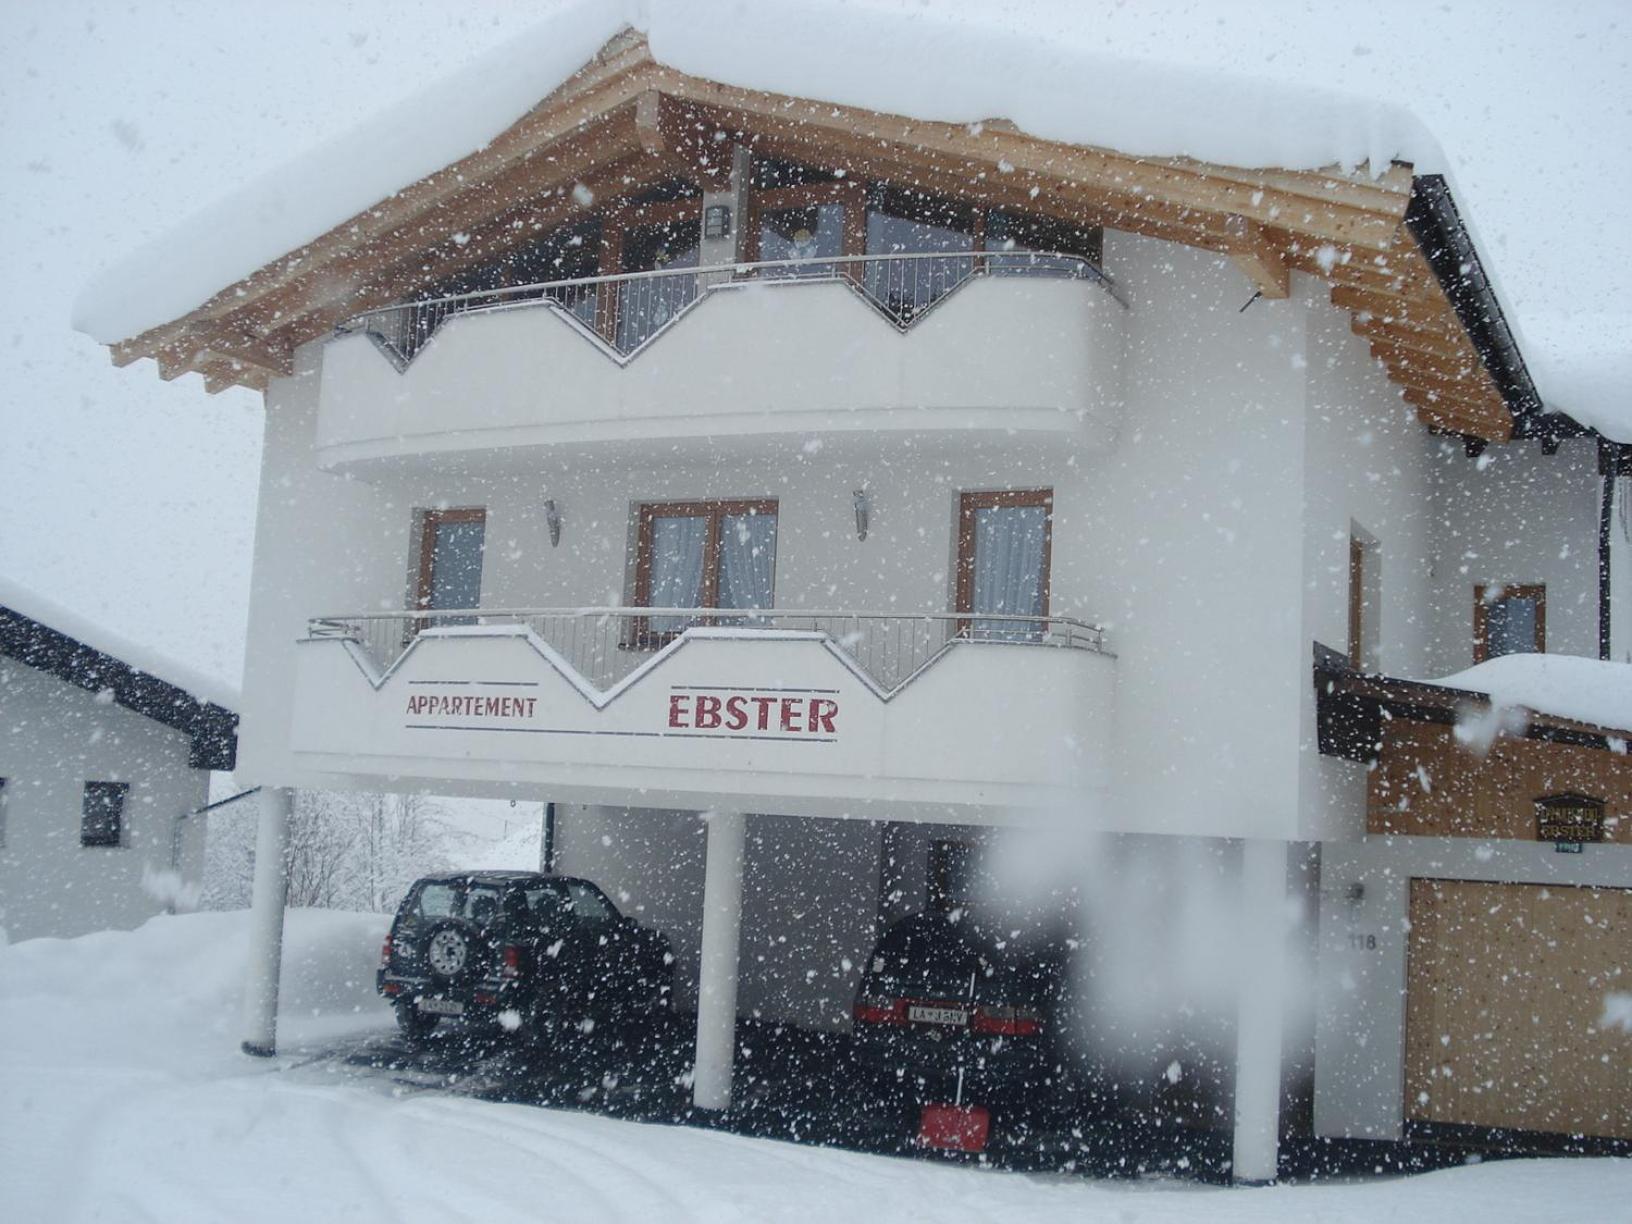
[240,787,293,1057]
[693,809,747,1112]
[1233,837,1291,1184]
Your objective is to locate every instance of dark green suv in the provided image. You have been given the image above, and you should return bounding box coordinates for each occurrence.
[378,871,674,1041]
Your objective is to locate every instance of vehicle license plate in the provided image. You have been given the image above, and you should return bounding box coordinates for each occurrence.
[417,997,464,1016]
[908,1004,968,1027]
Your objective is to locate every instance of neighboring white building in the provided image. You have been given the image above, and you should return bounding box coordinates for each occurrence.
[76,18,1631,1179]
[0,580,238,942]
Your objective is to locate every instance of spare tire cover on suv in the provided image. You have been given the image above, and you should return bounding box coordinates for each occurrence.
[422,918,485,981]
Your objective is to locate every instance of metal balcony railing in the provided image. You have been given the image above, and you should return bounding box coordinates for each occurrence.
[307,606,1109,694]
[334,250,1120,371]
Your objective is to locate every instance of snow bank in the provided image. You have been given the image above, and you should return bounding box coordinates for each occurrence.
[0,908,390,1068]
[1433,653,1632,735]
[0,571,239,709]
[73,0,1443,345]
[4,906,1632,1221]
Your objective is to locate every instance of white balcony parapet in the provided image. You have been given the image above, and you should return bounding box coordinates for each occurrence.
[307,606,1109,696]
[334,251,1124,371]
[292,608,1116,823]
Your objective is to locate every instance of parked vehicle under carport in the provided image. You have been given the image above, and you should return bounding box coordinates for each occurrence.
[377,871,674,1041]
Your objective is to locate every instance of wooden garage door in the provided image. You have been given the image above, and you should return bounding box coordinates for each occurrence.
[1406,879,1632,1139]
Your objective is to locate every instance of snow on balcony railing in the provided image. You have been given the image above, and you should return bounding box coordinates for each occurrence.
[306,606,1109,694]
[333,251,1122,371]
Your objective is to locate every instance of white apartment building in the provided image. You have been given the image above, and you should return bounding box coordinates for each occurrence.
[77,25,1631,1180]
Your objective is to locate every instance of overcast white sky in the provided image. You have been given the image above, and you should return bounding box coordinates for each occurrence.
[2,0,1628,691]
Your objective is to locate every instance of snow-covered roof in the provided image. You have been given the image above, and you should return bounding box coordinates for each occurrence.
[1522,312,1632,444]
[0,573,238,710]
[72,0,1445,347]
[1433,653,1632,737]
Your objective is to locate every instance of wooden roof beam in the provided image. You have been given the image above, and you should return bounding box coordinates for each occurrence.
[1351,315,1479,363]
[659,70,1408,250]
[1223,215,1290,299]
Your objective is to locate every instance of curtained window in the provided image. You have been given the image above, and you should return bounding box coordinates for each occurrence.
[635,500,778,640]
[956,490,1052,641]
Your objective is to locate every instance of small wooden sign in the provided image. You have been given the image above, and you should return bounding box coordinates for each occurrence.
[1535,793,1606,846]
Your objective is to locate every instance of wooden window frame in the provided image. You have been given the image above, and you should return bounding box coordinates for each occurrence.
[1474,583,1546,663]
[1348,536,1366,670]
[632,498,778,647]
[80,781,129,849]
[954,489,1054,630]
[414,507,487,613]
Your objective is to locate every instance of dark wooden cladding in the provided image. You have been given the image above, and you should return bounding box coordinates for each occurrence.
[1368,717,1632,844]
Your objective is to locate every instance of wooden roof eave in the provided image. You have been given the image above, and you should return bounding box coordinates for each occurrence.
[102,33,1521,440]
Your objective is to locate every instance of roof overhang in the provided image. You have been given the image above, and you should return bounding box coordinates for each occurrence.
[99,32,1523,441]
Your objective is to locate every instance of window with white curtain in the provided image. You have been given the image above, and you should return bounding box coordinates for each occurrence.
[956,490,1052,641]
[635,500,778,640]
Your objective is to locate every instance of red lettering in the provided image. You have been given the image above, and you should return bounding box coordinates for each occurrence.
[695,695,722,729]
[725,696,749,731]
[668,694,690,728]
[809,698,838,733]
[780,697,802,733]
[752,695,777,731]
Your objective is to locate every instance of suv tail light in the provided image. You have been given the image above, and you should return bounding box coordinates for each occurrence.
[971,1004,1044,1037]
[500,944,523,981]
[853,996,906,1026]
[379,933,393,969]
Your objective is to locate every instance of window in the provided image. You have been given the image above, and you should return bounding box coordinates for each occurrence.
[415,508,486,620]
[81,782,128,848]
[634,499,778,639]
[865,186,978,320]
[1348,527,1380,671]
[955,490,1053,640]
[1475,583,1545,662]
[983,209,1102,274]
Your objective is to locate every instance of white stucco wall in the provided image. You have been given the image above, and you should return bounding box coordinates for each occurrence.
[1427,435,1605,673]
[238,228,1608,848]
[0,661,209,942]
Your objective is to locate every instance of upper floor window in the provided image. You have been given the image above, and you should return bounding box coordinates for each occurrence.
[1348,526,1380,672]
[956,490,1053,641]
[81,781,128,848]
[635,499,778,638]
[614,209,701,352]
[415,507,486,617]
[1475,583,1545,662]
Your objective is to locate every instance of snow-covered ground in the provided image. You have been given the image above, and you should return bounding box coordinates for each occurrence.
[1,910,1628,1222]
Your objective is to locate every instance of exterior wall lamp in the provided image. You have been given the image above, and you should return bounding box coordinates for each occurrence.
[704,204,732,240]
[853,489,870,541]
[545,499,562,547]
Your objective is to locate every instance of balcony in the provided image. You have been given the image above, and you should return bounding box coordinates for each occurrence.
[291,608,1116,823]
[313,252,1128,475]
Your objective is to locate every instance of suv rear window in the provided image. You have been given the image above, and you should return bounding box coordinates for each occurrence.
[414,883,457,918]
[408,881,508,923]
